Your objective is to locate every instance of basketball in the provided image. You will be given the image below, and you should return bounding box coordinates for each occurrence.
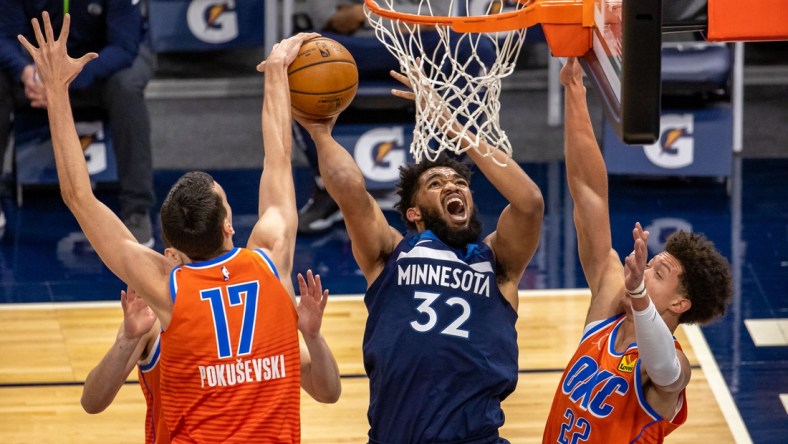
[288,37,358,118]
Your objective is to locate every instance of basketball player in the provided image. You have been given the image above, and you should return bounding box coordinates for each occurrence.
[20,14,340,442]
[81,269,330,444]
[294,71,544,441]
[542,58,733,443]
[81,285,170,444]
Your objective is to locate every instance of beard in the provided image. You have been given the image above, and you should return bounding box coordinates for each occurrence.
[420,206,483,249]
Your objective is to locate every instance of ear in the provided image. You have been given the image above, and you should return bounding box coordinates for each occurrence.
[164,247,186,266]
[224,219,235,236]
[406,206,421,223]
[669,297,692,315]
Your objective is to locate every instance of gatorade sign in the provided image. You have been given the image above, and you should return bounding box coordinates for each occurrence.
[643,114,694,169]
[14,113,118,186]
[187,0,239,44]
[333,125,415,190]
[603,104,732,177]
[148,0,264,52]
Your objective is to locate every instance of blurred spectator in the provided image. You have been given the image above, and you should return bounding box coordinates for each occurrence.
[0,0,155,246]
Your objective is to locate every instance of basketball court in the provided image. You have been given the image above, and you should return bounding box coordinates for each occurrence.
[1,0,787,442]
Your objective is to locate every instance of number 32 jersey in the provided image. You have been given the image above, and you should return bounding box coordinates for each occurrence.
[160,248,301,443]
[363,230,519,443]
[542,314,688,444]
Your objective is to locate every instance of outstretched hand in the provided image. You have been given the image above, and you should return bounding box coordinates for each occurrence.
[389,69,416,102]
[121,287,157,340]
[17,13,97,91]
[624,222,649,294]
[296,270,329,340]
[559,57,584,89]
[256,32,321,73]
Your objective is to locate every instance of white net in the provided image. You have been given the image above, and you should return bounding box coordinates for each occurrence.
[365,0,529,165]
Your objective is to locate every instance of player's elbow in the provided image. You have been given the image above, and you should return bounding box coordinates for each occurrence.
[313,385,342,404]
[60,183,94,213]
[80,394,108,414]
[514,187,544,220]
[646,360,684,390]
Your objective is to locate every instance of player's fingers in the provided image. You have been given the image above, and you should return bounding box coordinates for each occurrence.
[313,273,322,295]
[31,17,45,47]
[59,13,70,42]
[17,35,36,56]
[43,12,55,44]
[256,61,266,73]
[391,89,415,101]
[296,273,307,295]
[389,70,411,87]
[77,52,98,67]
[290,32,320,46]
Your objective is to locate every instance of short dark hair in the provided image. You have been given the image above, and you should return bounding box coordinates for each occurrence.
[160,171,227,261]
[394,154,472,230]
[665,231,733,325]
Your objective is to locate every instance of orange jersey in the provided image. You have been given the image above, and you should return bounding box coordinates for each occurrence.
[543,314,687,444]
[138,335,170,444]
[160,248,301,443]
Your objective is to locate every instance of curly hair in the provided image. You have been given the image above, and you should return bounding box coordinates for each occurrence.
[394,154,473,230]
[160,171,227,261]
[665,231,732,325]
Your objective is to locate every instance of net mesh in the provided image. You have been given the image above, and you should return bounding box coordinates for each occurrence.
[365,0,529,165]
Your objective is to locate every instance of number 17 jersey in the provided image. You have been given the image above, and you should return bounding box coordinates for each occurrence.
[160,247,301,443]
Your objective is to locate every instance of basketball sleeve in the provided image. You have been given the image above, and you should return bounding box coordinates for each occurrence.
[633,300,682,386]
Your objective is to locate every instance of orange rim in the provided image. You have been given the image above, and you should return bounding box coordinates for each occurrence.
[364,0,590,33]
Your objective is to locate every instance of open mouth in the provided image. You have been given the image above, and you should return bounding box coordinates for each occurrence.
[445,196,467,222]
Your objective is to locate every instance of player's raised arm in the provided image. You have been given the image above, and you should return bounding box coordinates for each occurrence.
[561,58,624,323]
[18,13,170,315]
[297,270,341,403]
[293,115,401,283]
[81,288,158,414]
[248,32,318,288]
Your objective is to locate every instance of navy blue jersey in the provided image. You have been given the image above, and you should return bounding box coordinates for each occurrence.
[363,230,519,443]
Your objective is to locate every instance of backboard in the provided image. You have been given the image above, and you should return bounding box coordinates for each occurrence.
[581,0,662,144]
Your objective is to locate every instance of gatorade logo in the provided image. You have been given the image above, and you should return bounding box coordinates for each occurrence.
[354,127,408,183]
[617,354,638,373]
[187,0,239,44]
[643,114,694,169]
[75,121,108,175]
[645,218,693,253]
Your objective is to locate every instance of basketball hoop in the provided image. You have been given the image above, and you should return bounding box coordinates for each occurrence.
[365,0,594,163]
[364,0,532,164]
